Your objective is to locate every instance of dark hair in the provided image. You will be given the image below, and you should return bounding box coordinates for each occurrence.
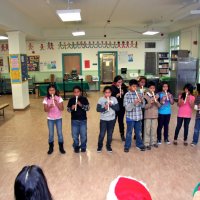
[103,86,112,93]
[158,81,170,92]
[47,84,59,99]
[129,79,138,86]
[138,76,147,83]
[14,165,53,200]
[113,75,123,83]
[181,83,194,100]
[73,85,82,92]
[147,81,155,88]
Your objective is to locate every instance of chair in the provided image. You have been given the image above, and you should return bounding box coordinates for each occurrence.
[85,75,96,91]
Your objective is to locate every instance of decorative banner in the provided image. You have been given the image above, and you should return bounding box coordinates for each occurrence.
[10,55,21,83]
[27,55,40,71]
[84,60,90,68]
[57,41,138,49]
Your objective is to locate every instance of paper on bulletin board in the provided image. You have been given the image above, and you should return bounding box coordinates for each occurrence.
[10,55,21,83]
[40,61,57,72]
[0,56,9,74]
[84,60,90,68]
[118,51,128,64]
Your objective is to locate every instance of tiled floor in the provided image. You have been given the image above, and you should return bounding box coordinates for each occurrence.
[0,92,200,200]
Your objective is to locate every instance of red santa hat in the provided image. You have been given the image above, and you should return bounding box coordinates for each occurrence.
[107,176,152,200]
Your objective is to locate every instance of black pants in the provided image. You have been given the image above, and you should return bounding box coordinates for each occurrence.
[98,119,115,148]
[174,117,191,141]
[157,114,171,141]
[115,107,125,135]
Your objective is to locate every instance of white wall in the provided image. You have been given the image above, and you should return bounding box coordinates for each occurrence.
[25,38,168,80]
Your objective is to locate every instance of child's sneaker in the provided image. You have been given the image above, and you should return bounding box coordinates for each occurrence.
[153,144,158,148]
[136,146,146,151]
[124,148,129,153]
[173,140,178,145]
[81,149,86,152]
[146,146,151,150]
[97,147,102,153]
[74,147,80,153]
[191,142,196,147]
[164,139,171,145]
[184,141,188,146]
[157,140,162,145]
[107,147,113,153]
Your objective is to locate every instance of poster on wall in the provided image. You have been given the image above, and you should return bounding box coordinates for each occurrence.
[0,55,9,74]
[128,54,133,62]
[21,54,28,81]
[27,55,40,71]
[84,60,90,68]
[40,60,57,72]
[10,54,21,83]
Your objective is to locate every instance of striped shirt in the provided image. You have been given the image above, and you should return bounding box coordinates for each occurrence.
[123,91,145,121]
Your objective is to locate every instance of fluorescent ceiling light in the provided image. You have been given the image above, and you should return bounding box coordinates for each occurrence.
[0,36,8,40]
[190,10,200,14]
[56,9,81,22]
[72,31,85,36]
[142,31,159,35]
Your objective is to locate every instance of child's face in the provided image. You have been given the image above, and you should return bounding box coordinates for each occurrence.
[162,84,168,92]
[184,88,189,94]
[139,79,146,87]
[49,87,56,95]
[116,79,123,87]
[104,89,111,98]
[73,89,81,97]
[129,84,137,92]
[149,86,155,92]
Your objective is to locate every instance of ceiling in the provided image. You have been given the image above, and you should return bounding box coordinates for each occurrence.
[1,0,200,40]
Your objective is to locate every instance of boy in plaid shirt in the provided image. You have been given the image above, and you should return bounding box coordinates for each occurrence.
[124,79,146,152]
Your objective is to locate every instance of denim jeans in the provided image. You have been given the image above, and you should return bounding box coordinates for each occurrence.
[98,119,115,149]
[71,120,87,150]
[192,118,200,144]
[124,120,144,149]
[174,117,191,141]
[48,119,64,143]
[157,114,171,141]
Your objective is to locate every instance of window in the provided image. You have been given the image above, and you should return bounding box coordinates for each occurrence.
[169,34,180,51]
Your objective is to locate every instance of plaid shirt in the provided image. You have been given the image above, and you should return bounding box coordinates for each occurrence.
[123,91,145,121]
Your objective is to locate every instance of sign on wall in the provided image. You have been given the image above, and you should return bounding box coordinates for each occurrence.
[10,55,21,83]
[27,55,40,71]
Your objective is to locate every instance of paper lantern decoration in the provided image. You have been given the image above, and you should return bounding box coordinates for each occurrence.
[107,176,152,200]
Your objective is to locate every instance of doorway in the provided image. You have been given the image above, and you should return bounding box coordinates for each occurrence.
[62,53,82,77]
[98,51,118,85]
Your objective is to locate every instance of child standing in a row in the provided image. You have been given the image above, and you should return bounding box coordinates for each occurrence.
[67,86,90,153]
[97,86,119,153]
[157,82,174,144]
[124,80,146,152]
[43,84,66,154]
[173,84,195,145]
[143,81,160,150]
[111,75,128,141]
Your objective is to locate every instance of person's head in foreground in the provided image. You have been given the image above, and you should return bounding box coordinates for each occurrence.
[14,165,53,200]
[107,176,152,200]
[193,183,200,200]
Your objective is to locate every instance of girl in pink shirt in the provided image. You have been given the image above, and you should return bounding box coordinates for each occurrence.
[173,83,195,146]
[43,84,65,154]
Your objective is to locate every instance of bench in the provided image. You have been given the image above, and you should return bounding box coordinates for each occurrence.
[0,103,9,117]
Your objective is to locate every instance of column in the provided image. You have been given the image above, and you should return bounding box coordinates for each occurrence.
[7,31,30,110]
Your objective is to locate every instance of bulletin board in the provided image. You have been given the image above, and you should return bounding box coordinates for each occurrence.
[21,54,28,81]
[27,55,40,71]
[10,54,21,83]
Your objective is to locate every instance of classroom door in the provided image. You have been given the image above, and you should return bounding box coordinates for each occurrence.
[63,54,81,76]
[99,53,117,83]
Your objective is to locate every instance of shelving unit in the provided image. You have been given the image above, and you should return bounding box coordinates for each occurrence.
[157,52,169,75]
[171,50,189,61]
